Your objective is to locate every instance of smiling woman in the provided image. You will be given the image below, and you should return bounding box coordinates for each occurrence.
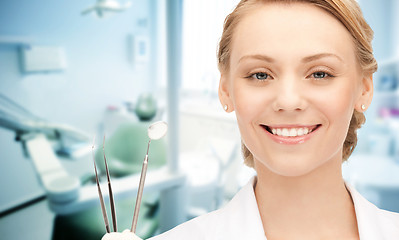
[222,4,373,169]
[224,3,367,177]
[104,1,399,239]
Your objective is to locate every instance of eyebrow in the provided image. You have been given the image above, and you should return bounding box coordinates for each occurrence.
[302,53,344,63]
[238,53,344,64]
[238,54,275,63]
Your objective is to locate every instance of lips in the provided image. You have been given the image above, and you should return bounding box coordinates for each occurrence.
[260,124,321,145]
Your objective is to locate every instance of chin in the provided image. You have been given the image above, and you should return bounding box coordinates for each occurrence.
[254,155,326,178]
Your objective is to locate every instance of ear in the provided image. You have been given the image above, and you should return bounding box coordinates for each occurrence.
[355,74,373,112]
[218,73,234,112]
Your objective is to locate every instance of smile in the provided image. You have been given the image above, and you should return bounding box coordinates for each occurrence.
[261,124,321,144]
[264,125,320,137]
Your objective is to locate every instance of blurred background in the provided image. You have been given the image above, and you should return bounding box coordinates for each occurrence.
[0,0,398,239]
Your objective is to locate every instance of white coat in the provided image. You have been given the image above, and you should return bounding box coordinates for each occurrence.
[149,177,399,240]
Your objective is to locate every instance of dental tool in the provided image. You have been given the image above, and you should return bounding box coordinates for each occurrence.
[92,138,111,233]
[103,136,117,232]
[92,136,118,233]
[131,121,168,233]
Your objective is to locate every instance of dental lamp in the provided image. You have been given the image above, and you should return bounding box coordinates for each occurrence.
[81,0,132,18]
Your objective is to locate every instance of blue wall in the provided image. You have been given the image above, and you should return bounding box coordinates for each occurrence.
[393,0,399,56]
[0,0,156,211]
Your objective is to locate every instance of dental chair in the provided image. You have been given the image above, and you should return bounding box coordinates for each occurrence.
[53,121,167,239]
[0,94,184,239]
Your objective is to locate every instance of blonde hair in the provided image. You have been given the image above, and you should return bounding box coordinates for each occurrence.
[217,0,377,167]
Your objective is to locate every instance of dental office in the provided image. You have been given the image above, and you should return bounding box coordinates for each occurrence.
[0,0,398,239]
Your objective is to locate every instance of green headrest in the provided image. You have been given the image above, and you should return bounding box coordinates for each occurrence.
[95,121,167,177]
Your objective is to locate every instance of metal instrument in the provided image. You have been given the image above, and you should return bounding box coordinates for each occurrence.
[92,136,118,233]
[93,121,168,233]
[131,121,168,233]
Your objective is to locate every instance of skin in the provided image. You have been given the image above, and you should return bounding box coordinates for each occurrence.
[219,2,373,240]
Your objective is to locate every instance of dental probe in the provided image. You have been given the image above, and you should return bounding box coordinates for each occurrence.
[92,140,111,233]
[103,136,117,232]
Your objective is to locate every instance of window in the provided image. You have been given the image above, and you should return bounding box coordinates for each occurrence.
[181,0,238,94]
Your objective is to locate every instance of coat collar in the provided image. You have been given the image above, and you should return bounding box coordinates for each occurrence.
[225,177,399,240]
[345,183,399,240]
[213,176,266,239]
[345,183,383,239]
[150,176,398,240]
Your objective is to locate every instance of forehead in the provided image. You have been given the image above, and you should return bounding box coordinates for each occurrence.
[230,2,356,65]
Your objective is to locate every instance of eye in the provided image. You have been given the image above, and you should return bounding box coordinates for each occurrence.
[313,71,326,78]
[248,72,271,81]
[310,71,333,79]
[255,72,268,80]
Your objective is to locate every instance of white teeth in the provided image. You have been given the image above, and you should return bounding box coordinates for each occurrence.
[289,128,296,137]
[269,127,314,137]
[297,128,304,136]
[277,129,282,135]
[281,128,289,137]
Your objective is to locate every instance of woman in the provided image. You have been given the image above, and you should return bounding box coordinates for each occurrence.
[104,0,399,239]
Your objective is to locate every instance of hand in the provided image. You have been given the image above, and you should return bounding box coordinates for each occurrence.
[101,229,143,240]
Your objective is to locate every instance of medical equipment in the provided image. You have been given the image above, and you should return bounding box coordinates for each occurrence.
[134,93,158,121]
[0,94,89,155]
[103,137,118,232]
[131,121,168,233]
[81,0,132,18]
[0,93,90,203]
[93,121,168,235]
[92,137,117,233]
[0,94,186,237]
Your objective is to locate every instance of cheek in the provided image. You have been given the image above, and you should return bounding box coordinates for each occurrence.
[230,84,269,148]
[319,82,357,123]
[311,80,359,148]
[232,84,271,124]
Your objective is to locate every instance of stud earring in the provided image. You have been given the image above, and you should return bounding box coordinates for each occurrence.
[224,105,228,111]
[361,104,366,110]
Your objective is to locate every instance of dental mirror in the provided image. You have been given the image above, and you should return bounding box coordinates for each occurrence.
[131,121,168,233]
[147,121,168,140]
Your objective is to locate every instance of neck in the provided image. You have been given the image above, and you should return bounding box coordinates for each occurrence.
[254,156,359,240]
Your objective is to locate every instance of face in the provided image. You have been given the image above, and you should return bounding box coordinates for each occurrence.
[219,3,373,177]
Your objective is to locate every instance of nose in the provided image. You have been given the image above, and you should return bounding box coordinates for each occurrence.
[271,77,307,112]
